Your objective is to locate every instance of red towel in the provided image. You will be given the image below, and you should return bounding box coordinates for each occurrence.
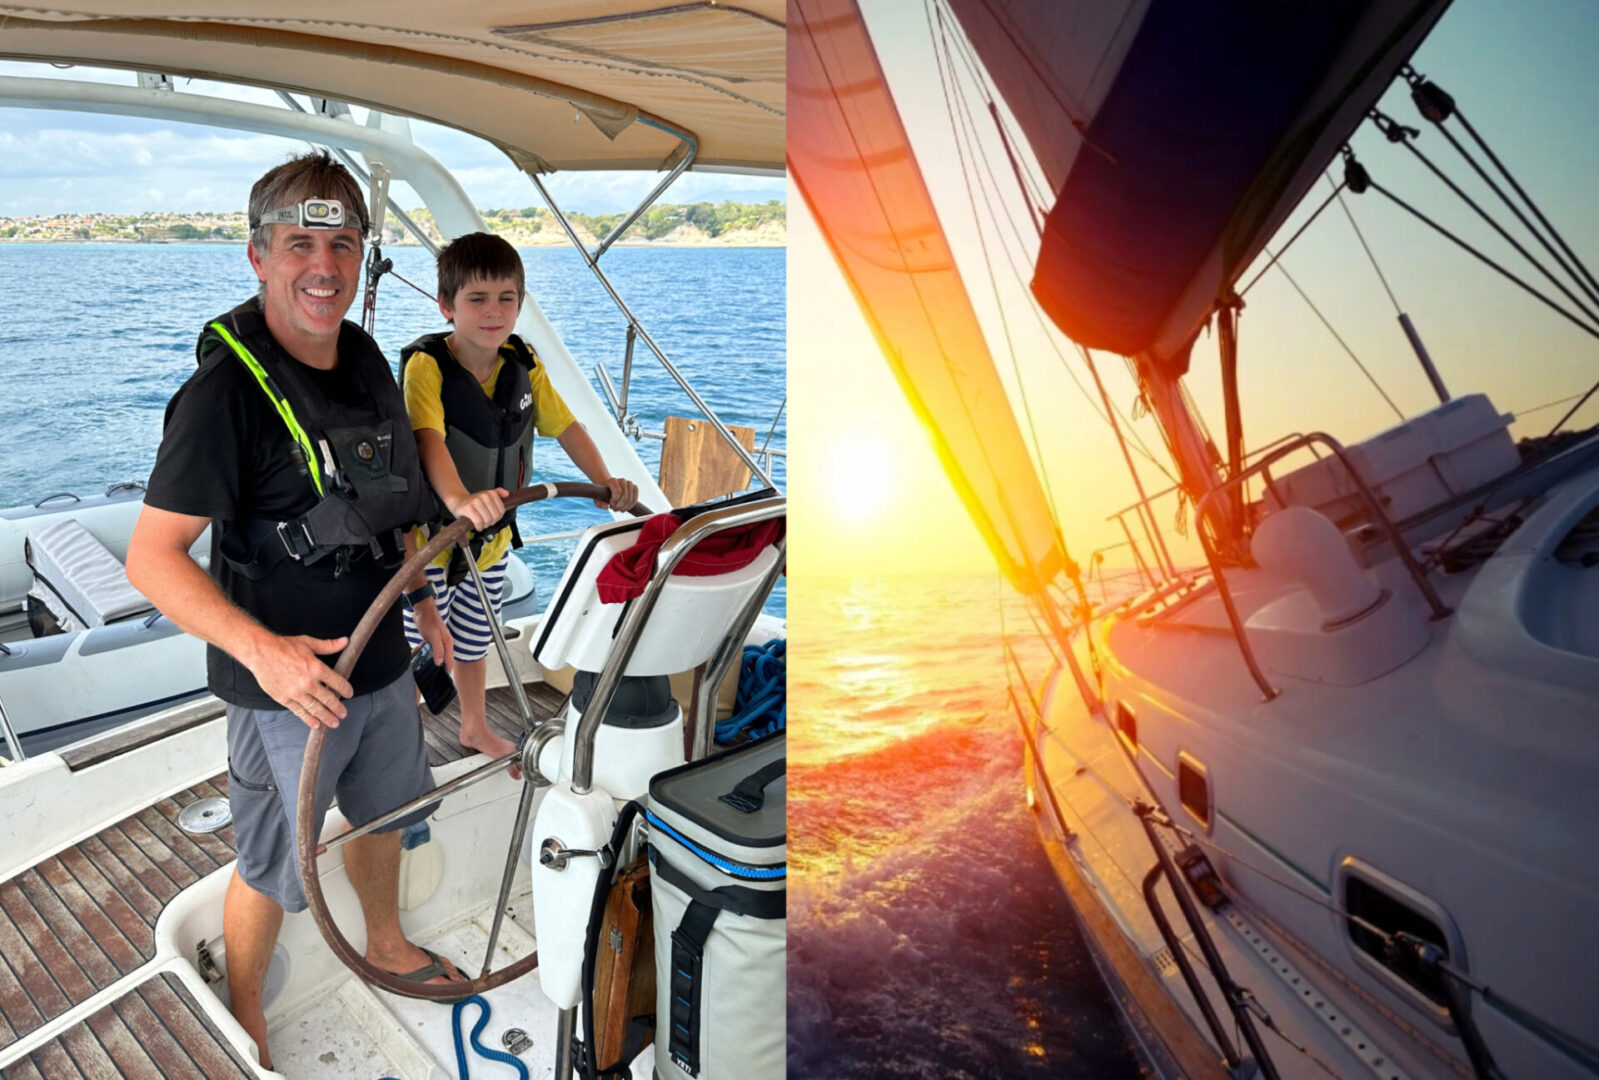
[595,514,785,603]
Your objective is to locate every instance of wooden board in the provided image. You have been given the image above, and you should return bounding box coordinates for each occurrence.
[60,698,225,772]
[0,778,236,1054]
[658,416,756,507]
[1,972,255,1079]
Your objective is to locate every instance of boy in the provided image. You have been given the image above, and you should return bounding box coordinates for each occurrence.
[400,232,638,762]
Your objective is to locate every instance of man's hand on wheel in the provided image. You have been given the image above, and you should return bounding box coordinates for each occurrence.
[250,633,355,728]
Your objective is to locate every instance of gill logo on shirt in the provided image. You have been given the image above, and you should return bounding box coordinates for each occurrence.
[519,393,533,410]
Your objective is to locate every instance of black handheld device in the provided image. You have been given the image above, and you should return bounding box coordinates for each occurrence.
[412,642,458,715]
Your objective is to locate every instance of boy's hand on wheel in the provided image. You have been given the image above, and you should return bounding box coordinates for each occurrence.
[598,477,638,512]
[448,488,508,531]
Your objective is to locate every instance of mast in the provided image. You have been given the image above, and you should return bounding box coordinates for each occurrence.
[1135,350,1242,561]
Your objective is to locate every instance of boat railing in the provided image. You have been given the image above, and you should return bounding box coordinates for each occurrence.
[0,689,24,764]
[1106,482,1185,591]
[1105,432,1340,596]
[522,126,781,496]
[570,493,785,793]
[1192,432,1452,701]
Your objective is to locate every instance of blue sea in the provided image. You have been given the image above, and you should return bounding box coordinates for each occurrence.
[0,242,785,613]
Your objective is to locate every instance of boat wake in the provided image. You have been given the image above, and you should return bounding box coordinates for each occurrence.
[789,719,1144,1079]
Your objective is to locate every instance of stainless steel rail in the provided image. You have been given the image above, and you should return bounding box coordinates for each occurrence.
[571,495,785,794]
[0,692,24,764]
[1191,431,1451,701]
[526,147,777,491]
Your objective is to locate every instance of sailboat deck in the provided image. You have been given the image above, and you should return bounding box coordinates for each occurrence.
[419,681,566,767]
[0,777,236,1055]
[2,973,254,1079]
[1,677,566,1071]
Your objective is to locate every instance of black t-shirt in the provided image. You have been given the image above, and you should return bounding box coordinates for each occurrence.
[146,328,419,708]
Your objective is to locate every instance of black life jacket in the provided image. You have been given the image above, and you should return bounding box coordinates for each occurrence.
[199,298,436,579]
[399,332,540,540]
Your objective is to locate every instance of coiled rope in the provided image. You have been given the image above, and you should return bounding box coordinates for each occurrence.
[716,638,785,744]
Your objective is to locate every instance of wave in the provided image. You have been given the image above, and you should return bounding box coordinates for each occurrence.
[788,717,1144,1079]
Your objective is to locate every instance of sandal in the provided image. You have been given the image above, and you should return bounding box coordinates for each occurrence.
[388,946,471,1003]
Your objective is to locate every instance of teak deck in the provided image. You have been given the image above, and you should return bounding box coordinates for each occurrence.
[0,974,254,1080]
[0,778,236,1055]
[1,680,565,1071]
[418,681,566,768]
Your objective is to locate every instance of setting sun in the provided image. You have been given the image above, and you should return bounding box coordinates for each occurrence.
[823,431,898,525]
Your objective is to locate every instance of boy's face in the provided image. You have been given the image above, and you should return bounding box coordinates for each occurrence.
[441,275,523,356]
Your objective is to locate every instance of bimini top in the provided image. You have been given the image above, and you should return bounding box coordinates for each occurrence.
[0,1,785,174]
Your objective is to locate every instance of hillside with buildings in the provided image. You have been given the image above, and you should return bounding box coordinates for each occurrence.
[0,200,786,246]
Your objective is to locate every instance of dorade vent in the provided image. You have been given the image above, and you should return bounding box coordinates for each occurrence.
[1339,859,1464,1024]
[1177,752,1210,831]
[1115,700,1137,751]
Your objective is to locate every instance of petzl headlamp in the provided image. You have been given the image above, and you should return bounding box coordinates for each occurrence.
[251,198,348,230]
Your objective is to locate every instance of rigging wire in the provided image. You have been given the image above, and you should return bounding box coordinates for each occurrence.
[929,0,1064,532]
[1237,179,1348,299]
[930,0,1175,481]
[1263,251,1407,422]
[1366,178,1599,344]
[936,3,1054,216]
[1402,68,1599,309]
[1330,176,1404,316]
[1371,110,1599,328]
[793,0,1043,592]
[1435,83,1599,304]
[954,0,1094,139]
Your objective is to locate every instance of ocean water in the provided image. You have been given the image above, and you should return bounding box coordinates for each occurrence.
[789,573,1144,1078]
[0,242,785,613]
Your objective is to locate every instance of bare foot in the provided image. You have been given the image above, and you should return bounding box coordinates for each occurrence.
[460,726,522,780]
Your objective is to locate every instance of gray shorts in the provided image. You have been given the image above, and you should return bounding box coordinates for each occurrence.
[225,671,436,913]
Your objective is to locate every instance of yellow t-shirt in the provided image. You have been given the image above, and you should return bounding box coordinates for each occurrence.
[404,340,576,571]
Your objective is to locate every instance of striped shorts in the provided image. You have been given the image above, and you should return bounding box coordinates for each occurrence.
[402,555,507,664]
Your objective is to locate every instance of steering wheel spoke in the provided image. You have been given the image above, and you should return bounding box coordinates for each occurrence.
[293,482,650,999]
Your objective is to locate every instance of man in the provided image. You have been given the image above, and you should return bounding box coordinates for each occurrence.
[127,151,484,1069]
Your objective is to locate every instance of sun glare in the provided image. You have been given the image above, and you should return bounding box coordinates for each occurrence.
[824,431,899,525]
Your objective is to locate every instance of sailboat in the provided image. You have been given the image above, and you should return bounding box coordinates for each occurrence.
[792,2,1598,1079]
[0,5,785,1079]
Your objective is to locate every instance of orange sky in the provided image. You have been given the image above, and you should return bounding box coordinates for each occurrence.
[790,0,1599,584]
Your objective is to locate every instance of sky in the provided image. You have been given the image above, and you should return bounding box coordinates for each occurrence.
[0,60,786,216]
[790,0,1599,581]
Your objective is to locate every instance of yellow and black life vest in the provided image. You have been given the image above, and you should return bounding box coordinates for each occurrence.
[199,298,436,578]
[399,332,539,539]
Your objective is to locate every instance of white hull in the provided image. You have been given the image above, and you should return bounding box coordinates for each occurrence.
[1028,437,1599,1079]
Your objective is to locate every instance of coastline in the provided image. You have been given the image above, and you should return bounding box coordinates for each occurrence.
[0,237,785,248]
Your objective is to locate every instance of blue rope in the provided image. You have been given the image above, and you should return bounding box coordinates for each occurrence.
[453,996,530,1079]
[380,993,528,1080]
[716,638,785,744]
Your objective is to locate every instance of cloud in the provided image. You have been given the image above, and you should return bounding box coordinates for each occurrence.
[0,63,785,216]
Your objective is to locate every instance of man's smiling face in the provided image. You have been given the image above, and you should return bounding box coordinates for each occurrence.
[247,210,363,350]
